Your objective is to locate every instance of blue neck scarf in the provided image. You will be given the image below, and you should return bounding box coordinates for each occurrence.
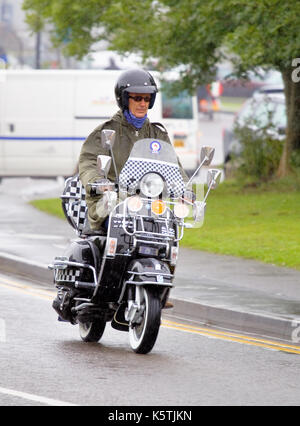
[124,109,147,129]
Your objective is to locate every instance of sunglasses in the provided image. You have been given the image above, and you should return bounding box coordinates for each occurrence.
[128,95,151,103]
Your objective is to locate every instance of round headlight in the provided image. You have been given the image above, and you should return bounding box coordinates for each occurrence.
[140,173,164,198]
[174,202,190,219]
[127,195,143,213]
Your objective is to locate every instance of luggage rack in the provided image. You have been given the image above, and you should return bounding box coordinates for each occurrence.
[117,198,184,242]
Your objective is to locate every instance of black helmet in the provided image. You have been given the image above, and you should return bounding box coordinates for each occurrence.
[115,68,158,110]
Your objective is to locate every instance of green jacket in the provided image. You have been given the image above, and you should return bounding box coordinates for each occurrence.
[79,110,187,229]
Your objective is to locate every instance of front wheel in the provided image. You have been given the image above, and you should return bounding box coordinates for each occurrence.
[129,287,161,354]
[79,319,106,343]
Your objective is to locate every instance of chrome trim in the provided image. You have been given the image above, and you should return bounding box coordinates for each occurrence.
[124,280,173,287]
[50,259,97,287]
[73,302,96,312]
[127,271,174,278]
[174,224,185,242]
[73,297,92,302]
[118,279,173,304]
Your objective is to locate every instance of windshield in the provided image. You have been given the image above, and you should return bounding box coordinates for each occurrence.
[119,139,185,198]
[129,139,180,164]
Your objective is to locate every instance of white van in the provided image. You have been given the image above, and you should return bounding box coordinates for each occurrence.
[0,70,199,178]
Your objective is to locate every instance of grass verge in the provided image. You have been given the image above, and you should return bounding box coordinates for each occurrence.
[182,178,300,270]
[30,198,65,220]
[219,96,247,113]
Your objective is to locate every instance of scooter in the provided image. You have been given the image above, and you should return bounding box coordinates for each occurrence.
[49,129,221,354]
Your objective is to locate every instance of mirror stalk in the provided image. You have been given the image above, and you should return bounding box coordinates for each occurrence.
[185,146,215,189]
[203,169,222,202]
[203,182,214,203]
[185,156,209,188]
[101,129,118,183]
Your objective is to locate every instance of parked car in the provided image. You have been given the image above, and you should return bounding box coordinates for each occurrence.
[223,86,286,167]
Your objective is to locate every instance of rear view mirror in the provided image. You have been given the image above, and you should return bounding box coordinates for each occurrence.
[101,129,116,150]
[200,146,215,166]
[97,155,111,178]
[207,169,222,189]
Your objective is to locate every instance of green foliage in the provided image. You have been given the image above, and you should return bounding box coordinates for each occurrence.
[22,0,300,85]
[23,0,111,57]
[22,0,300,171]
[233,113,284,182]
[290,149,300,170]
[224,0,300,71]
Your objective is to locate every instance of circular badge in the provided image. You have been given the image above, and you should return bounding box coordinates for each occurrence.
[150,140,161,154]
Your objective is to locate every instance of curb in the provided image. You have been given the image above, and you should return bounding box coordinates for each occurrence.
[0,253,296,343]
[168,297,296,342]
[0,252,53,286]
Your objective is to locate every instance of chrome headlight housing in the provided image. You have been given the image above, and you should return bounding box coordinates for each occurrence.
[140,173,164,198]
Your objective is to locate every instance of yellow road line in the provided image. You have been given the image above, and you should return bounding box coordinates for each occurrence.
[1,276,299,354]
[0,276,55,300]
[162,319,300,350]
[162,319,300,355]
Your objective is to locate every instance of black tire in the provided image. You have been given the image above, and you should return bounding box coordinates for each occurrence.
[129,287,161,354]
[79,319,106,343]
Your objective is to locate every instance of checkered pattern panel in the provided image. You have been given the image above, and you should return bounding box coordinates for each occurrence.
[56,268,81,283]
[61,174,87,233]
[119,159,185,198]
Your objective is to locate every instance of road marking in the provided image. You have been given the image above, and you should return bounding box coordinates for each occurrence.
[162,319,300,355]
[1,275,300,355]
[0,386,77,406]
[0,276,55,300]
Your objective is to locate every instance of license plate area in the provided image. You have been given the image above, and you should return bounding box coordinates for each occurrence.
[138,245,159,256]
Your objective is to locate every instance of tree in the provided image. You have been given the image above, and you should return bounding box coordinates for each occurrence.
[23,0,300,176]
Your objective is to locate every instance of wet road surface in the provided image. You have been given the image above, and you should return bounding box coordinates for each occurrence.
[1,273,300,407]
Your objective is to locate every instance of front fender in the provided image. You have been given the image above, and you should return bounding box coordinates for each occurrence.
[126,258,173,287]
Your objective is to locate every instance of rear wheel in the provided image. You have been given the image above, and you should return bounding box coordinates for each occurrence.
[129,287,161,354]
[79,319,106,343]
